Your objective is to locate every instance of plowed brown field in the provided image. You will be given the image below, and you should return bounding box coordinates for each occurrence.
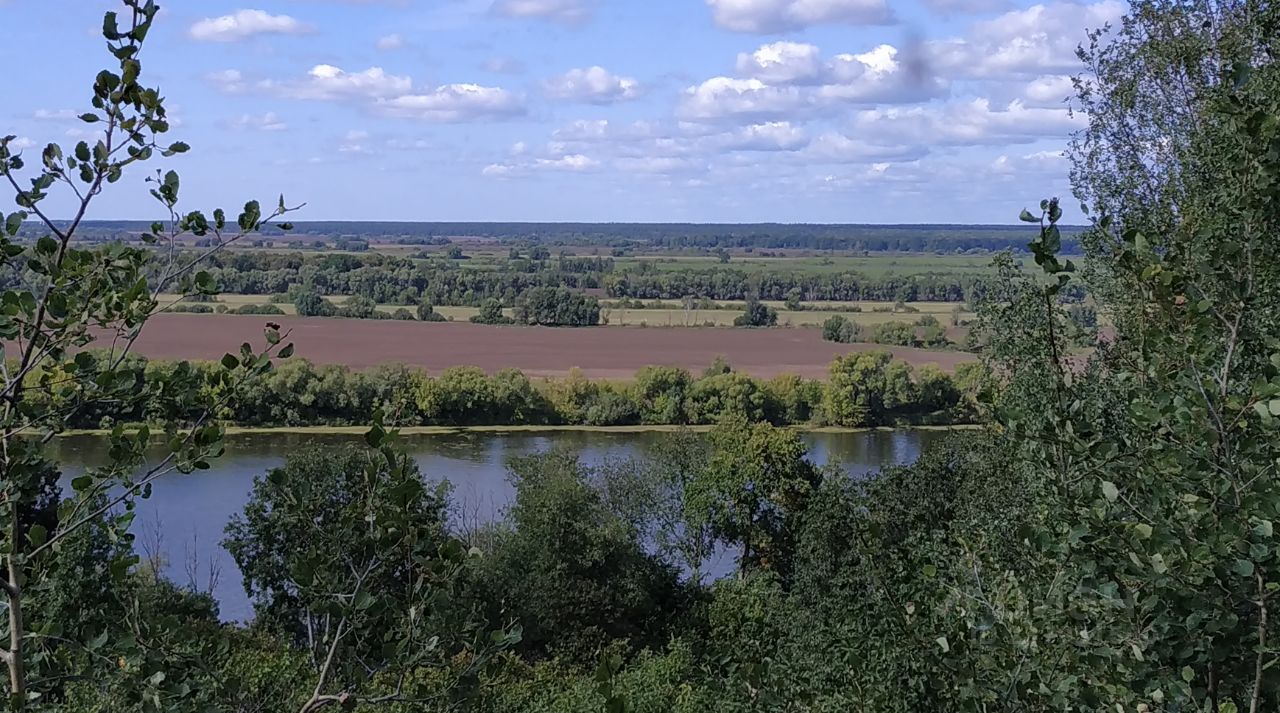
[120,314,974,380]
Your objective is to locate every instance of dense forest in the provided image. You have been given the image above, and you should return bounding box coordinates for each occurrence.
[170,250,1043,305]
[0,0,1277,711]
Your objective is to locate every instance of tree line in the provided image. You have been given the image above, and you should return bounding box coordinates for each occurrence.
[39,352,981,430]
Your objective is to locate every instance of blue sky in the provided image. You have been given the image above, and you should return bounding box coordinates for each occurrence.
[1,0,1122,223]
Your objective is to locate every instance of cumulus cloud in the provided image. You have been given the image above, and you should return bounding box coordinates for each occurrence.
[804,133,927,162]
[493,0,593,25]
[1022,74,1075,105]
[536,154,600,170]
[206,69,248,93]
[377,84,526,122]
[375,33,404,50]
[681,78,808,120]
[189,9,312,42]
[228,112,288,131]
[717,122,809,151]
[544,67,641,104]
[850,98,1085,146]
[684,42,942,121]
[706,0,892,33]
[926,0,1123,78]
[736,42,824,85]
[262,65,412,100]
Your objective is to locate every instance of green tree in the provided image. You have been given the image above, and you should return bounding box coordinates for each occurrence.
[225,435,515,711]
[417,300,447,322]
[686,421,822,577]
[470,298,513,325]
[293,290,335,317]
[475,451,682,663]
[631,366,692,425]
[0,1,296,706]
[732,298,777,328]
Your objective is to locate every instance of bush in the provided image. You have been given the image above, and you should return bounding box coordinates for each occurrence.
[514,287,600,327]
[229,304,286,316]
[338,295,378,319]
[822,315,864,343]
[417,301,448,322]
[733,298,778,328]
[471,299,514,325]
[293,290,335,317]
[163,304,214,314]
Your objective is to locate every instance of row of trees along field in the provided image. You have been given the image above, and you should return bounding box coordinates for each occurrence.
[96,249,1088,306]
[1,0,1278,711]
[41,353,983,429]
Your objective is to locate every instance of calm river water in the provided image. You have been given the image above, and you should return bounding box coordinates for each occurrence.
[46,429,948,622]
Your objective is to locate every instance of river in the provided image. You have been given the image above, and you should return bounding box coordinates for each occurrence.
[46,428,949,622]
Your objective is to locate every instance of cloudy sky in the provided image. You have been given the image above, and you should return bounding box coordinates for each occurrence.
[1,0,1122,223]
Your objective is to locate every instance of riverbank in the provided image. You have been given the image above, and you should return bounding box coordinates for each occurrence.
[57,423,982,438]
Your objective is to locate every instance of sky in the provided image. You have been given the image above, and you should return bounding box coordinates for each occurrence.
[0,0,1123,224]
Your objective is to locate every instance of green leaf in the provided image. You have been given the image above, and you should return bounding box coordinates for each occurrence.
[278,343,295,359]
[1255,520,1274,538]
[27,524,47,547]
[935,636,950,653]
[1134,523,1152,540]
[1234,559,1255,578]
[353,591,375,611]
[221,354,239,370]
[922,564,937,577]
[1101,481,1119,503]
[1182,666,1195,683]
[1018,209,1039,223]
[78,113,100,124]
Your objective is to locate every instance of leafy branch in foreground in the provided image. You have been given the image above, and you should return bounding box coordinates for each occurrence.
[0,1,301,708]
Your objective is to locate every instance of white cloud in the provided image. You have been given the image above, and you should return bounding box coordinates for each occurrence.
[706,0,892,33]
[805,133,926,162]
[681,77,808,120]
[615,157,706,175]
[33,109,78,121]
[265,65,412,100]
[536,154,599,170]
[718,122,809,151]
[493,0,593,25]
[683,43,943,121]
[850,98,1085,146]
[206,69,248,93]
[189,9,312,42]
[921,0,1010,13]
[228,112,288,131]
[1022,74,1075,105]
[338,129,372,154]
[377,84,526,122]
[9,137,35,150]
[736,42,824,85]
[375,33,404,50]
[926,1,1123,78]
[544,67,641,104]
